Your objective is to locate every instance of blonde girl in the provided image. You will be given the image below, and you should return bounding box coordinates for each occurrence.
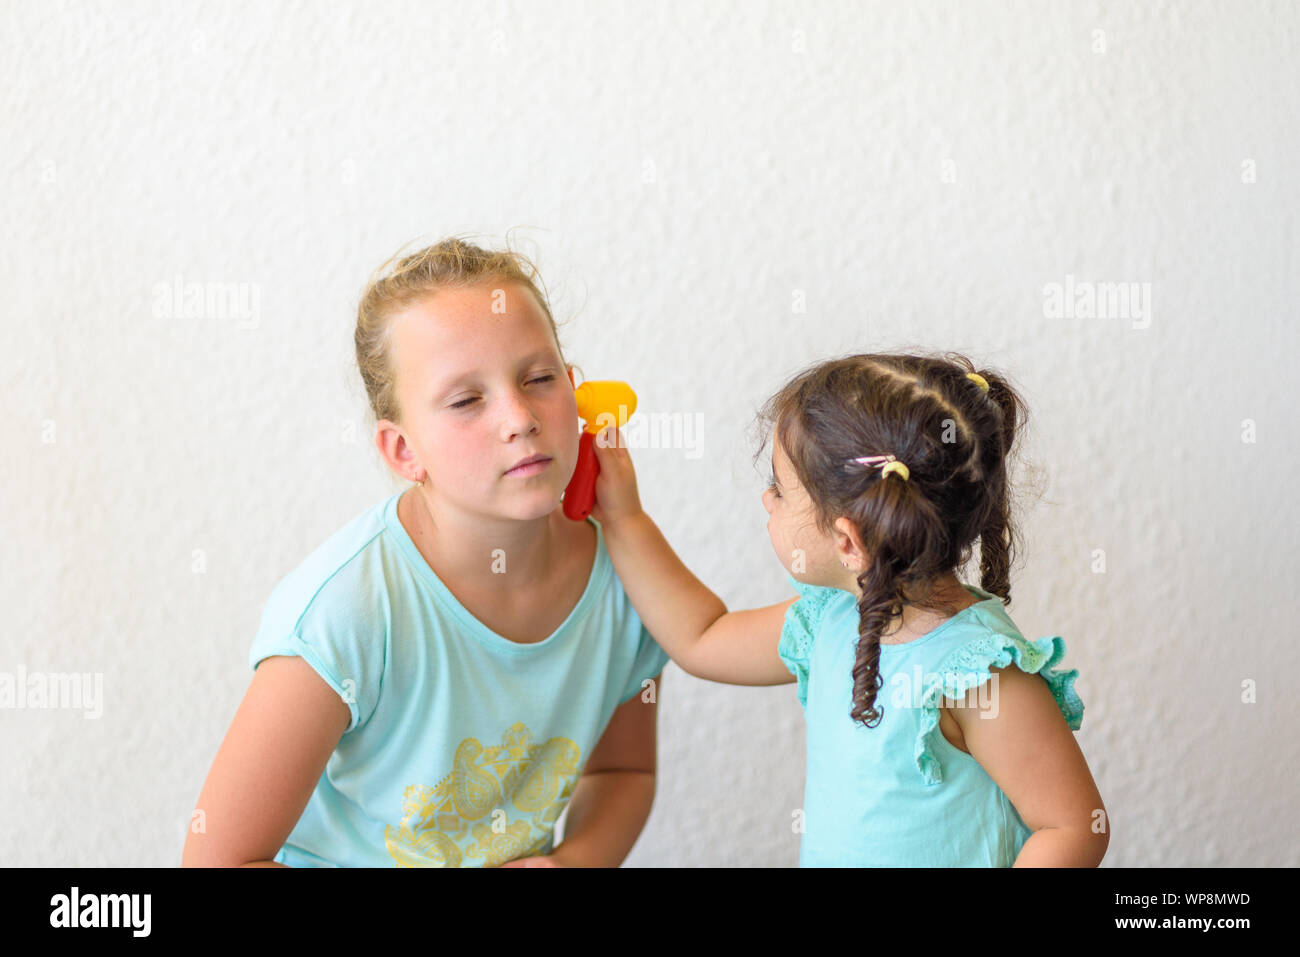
[184,238,667,868]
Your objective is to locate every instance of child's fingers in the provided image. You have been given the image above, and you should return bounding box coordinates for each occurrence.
[595,425,628,454]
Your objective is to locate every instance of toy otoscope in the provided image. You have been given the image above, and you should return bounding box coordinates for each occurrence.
[563,380,637,521]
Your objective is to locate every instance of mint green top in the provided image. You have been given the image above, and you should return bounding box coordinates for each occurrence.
[248,491,668,867]
[778,577,1084,867]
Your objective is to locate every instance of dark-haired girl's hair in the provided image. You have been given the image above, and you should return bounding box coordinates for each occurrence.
[756,353,1028,728]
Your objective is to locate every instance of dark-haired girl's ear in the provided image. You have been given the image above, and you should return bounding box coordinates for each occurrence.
[833,516,868,570]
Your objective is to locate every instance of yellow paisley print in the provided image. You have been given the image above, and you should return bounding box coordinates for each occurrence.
[384,721,581,867]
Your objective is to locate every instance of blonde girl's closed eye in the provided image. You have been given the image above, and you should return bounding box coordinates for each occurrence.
[448,373,559,410]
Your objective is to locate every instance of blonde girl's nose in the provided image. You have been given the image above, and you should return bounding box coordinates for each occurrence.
[500,390,541,440]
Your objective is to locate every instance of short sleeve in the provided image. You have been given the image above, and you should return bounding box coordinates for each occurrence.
[248,594,385,735]
[619,624,671,705]
[914,631,1084,785]
[777,576,846,709]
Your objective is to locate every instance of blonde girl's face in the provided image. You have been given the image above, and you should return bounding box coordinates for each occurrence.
[384,281,579,521]
[761,432,840,584]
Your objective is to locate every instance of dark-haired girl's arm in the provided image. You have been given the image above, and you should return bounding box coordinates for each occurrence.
[592,430,796,686]
[948,664,1110,867]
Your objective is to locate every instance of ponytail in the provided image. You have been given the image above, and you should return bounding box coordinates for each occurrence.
[973,371,1025,605]
[848,473,948,727]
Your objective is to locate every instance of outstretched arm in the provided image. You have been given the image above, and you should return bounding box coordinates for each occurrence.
[591,429,796,686]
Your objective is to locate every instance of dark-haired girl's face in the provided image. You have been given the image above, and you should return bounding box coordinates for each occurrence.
[763,435,840,585]
[381,281,579,522]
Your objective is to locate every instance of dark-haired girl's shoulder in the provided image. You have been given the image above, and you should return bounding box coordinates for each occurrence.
[911,605,1085,785]
[777,576,855,709]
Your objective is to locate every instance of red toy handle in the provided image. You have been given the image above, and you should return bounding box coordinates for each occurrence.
[563,431,600,520]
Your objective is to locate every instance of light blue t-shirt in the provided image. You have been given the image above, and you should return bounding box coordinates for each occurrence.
[778,577,1085,867]
[247,490,669,867]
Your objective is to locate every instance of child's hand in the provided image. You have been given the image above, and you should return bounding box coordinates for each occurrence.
[589,426,644,528]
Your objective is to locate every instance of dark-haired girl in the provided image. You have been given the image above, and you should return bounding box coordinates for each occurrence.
[594,353,1107,866]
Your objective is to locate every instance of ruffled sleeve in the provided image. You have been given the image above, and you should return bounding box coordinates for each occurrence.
[914,630,1084,785]
[778,576,846,709]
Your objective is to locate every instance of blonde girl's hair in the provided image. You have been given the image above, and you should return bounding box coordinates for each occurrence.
[354,235,566,426]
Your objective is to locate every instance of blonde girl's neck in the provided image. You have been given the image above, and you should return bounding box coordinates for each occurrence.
[397,485,594,594]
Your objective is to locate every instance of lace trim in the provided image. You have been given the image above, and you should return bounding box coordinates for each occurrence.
[913,631,1084,785]
[777,579,847,708]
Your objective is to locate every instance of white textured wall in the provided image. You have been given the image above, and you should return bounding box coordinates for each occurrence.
[2,0,1296,867]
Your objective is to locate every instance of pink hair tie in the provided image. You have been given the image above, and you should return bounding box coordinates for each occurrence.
[850,454,910,482]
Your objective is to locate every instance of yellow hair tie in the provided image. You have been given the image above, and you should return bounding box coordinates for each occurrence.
[853,455,910,481]
[966,372,990,394]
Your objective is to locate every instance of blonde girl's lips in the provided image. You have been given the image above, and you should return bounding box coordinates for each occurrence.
[505,457,552,477]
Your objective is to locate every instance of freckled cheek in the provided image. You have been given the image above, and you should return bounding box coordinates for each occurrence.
[430,425,496,483]
[547,403,580,461]
[552,402,577,434]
